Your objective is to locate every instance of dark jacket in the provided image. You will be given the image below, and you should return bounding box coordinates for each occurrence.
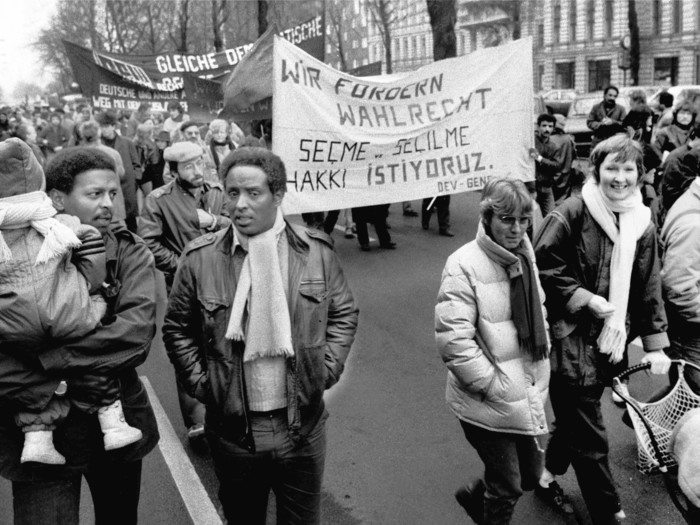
[534,133,562,187]
[0,227,159,481]
[138,179,231,277]
[103,135,142,220]
[162,222,359,451]
[38,124,71,155]
[587,102,627,145]
[533,195,668,387]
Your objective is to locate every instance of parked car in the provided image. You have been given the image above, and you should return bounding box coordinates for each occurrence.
[649,85,700,113]
[564,91,631,158]
[542,89,577,115]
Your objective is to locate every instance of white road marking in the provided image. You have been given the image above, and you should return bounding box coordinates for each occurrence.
[141,377,223,525]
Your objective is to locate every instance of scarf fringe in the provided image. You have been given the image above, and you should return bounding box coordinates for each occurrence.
[521,338,549,361]
[243,345,295,363]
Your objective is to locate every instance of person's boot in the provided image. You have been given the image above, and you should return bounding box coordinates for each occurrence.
[20,430,66,464]
[98,400,143,451]
[455,478,485,524]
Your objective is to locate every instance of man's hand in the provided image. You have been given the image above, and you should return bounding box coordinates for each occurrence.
[641,350,672,375]
[587,295,615,319]
[197,209,214,229]
[528,147,542,163]
[602,117,612,125]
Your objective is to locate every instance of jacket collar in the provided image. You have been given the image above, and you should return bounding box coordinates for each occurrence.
[215,220,310,255]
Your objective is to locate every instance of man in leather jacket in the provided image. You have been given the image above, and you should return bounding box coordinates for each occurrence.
[162,146,358,525]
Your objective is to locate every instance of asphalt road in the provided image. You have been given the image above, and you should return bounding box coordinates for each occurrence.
[0,191,688,524]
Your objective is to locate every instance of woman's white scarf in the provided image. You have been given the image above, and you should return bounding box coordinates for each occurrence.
[0,191,81,264]
[581,178,650,362]
[225,208,294,362]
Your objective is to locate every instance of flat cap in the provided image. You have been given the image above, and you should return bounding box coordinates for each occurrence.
[163,141,203,163]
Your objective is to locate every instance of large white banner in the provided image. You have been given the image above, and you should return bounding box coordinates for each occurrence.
[273,36,535,214]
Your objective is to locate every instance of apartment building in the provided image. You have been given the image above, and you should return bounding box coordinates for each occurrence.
[532,0,700,92]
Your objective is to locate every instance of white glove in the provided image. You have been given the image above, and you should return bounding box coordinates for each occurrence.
[641,350,672,375]
[197,209,214,229]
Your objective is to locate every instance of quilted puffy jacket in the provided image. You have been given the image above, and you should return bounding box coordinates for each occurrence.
[435,224,550,436]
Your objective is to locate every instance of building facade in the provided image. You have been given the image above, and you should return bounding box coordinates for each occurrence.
[532,0,700,92]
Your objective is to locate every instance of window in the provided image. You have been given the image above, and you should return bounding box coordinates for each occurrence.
[673,0,682,33]
[537,23,545,48]
[605,1,613,38]
[553,1,561,44]
[537,64,545,92]
[569,1,577,42]
[697,0,700,31]
[654,57,679,84]
[586,0,595,41]
[470,30,477,51]
[555,62,576,89]
[588,59,611,91]
[652,0,661,35]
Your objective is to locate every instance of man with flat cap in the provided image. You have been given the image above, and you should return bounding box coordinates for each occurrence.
[138,141,230,444]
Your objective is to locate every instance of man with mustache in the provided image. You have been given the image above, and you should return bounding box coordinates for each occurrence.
[587,85,627,149]
[138,140,230,446]
[163,147,359,524]
[529,113,563,217]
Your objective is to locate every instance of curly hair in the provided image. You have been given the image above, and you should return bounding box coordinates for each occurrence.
[45,147,116,194]
[218,147,286,195]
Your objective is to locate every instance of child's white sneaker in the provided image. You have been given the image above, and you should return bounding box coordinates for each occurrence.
[20,430,66,464]
[98,400,142,451]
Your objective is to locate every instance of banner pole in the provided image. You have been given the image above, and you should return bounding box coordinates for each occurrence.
[425,196,437,211]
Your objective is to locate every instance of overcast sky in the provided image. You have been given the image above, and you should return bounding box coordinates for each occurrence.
[0,0,57,102]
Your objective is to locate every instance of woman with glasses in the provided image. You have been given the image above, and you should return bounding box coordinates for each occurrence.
[435,177,550,524]
[533,134,671,525]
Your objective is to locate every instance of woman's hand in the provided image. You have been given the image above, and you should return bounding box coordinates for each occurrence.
[587,295,616,319]
[641,350,672,375]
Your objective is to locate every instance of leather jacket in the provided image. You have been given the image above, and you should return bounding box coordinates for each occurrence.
[162,222,358,451]
[138,179,230,276]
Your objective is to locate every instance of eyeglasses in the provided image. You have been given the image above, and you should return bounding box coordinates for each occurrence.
[497,215,532,228]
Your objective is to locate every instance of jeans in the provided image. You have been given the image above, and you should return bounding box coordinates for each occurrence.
[208,409,326,525]
[13,459,142,525]
[459,420,543,525]
[545,377,621,525]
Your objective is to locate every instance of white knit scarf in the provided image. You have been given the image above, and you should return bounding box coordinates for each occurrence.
[225,208,294,362]
[581,178,650,362]
[0,191,81,264]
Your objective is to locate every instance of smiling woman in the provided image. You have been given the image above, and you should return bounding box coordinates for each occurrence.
[533,134,671,525]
